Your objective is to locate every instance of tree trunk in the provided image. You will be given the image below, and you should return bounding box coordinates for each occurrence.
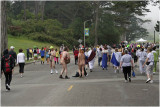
[41,1,45,21]
[35,1,39,20]
[1,1,8,56]
[94,2,99,46]
[23,1,26,21]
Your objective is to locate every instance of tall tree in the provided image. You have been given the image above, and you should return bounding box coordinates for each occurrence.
[94,1,99,46]
[154,21,159,32]
[23,1,26,21]
[41,1,45,21]
[1,1,8,55]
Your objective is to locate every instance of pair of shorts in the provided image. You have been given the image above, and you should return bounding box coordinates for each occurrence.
[146,65,154,75]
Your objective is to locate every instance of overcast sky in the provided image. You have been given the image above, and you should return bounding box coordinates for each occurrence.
[142,2,159,37]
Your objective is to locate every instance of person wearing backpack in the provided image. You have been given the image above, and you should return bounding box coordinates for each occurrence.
[1,49,15,91]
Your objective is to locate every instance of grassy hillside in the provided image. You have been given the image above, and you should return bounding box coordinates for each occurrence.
[8,35,58,56]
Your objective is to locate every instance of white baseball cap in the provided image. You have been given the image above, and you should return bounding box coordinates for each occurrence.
[10,46,15,49]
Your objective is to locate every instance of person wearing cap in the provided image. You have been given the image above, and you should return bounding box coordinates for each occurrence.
[49,46,58,74]
[120,50,134,83]
[9,46,17,73]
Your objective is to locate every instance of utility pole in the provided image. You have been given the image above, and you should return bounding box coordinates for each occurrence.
[154,30,155,43]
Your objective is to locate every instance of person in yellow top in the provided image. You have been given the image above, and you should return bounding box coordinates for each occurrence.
[54,48,59,64]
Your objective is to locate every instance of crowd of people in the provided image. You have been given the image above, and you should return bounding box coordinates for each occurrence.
[1,42,159,91]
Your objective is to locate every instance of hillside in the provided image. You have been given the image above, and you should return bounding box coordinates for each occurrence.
[8,35,58,56]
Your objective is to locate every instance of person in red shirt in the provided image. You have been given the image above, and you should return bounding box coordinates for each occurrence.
[74,48,79,65]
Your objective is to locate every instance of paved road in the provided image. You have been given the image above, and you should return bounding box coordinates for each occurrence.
[1,55,159,106]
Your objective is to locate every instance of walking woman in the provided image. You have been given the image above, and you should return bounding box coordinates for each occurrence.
[78,49,85,77]
[136,48,147,74]
[102,46,108,70]
[120,50,134,82]
[17,49,25,78]
[143,48,154,83]
[59,47,70,79]
[1,49,15,91]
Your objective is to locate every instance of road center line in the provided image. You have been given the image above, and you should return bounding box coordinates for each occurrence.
[67,85,73,91]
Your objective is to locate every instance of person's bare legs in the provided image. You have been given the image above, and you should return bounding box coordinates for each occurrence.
[60,64,65,75]
[64,64,68,76]
[82,65,85,77]
[50,61,53,74]
[78,65,82,77]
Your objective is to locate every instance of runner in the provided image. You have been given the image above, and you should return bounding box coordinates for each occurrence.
[78,49,85,77]
[1,49,15,91]
[17,49,25,78]
[59,47,70,79]
[49,46,58,74]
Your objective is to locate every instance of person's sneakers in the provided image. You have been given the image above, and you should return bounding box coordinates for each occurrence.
[153,72,156,75]
[102,68,104,70]
[6,84,10,91]
[90,69,92,72]
[86,74,88,77]
[51,69,53,74]
[59,75,63,79]
[65,76,70,79]
[125,80,128,83]
[146,78,151,83]
[150,80,153,83]
[128,77,131,82]
[55,70,58,74]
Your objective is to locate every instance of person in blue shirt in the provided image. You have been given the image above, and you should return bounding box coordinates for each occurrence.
[40,47,45,64]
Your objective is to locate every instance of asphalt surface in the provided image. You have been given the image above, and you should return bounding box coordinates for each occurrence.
[1,55,159,106]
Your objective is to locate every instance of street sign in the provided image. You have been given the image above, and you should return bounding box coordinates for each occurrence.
[85,28,89,36]
[78,39,82,43]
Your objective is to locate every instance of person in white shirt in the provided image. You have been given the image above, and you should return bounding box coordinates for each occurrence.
[136,48,147,74]
[143,48,154,83]
[17,49,25,78]
[120,50,134,83]
[97,48,102,66]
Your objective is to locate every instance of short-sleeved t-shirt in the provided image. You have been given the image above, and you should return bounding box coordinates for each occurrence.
[40,50,45,57]
[121,54,132,67]
[147,52,154,65]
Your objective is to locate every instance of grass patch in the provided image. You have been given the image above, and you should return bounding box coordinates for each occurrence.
[8,35,58,56]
